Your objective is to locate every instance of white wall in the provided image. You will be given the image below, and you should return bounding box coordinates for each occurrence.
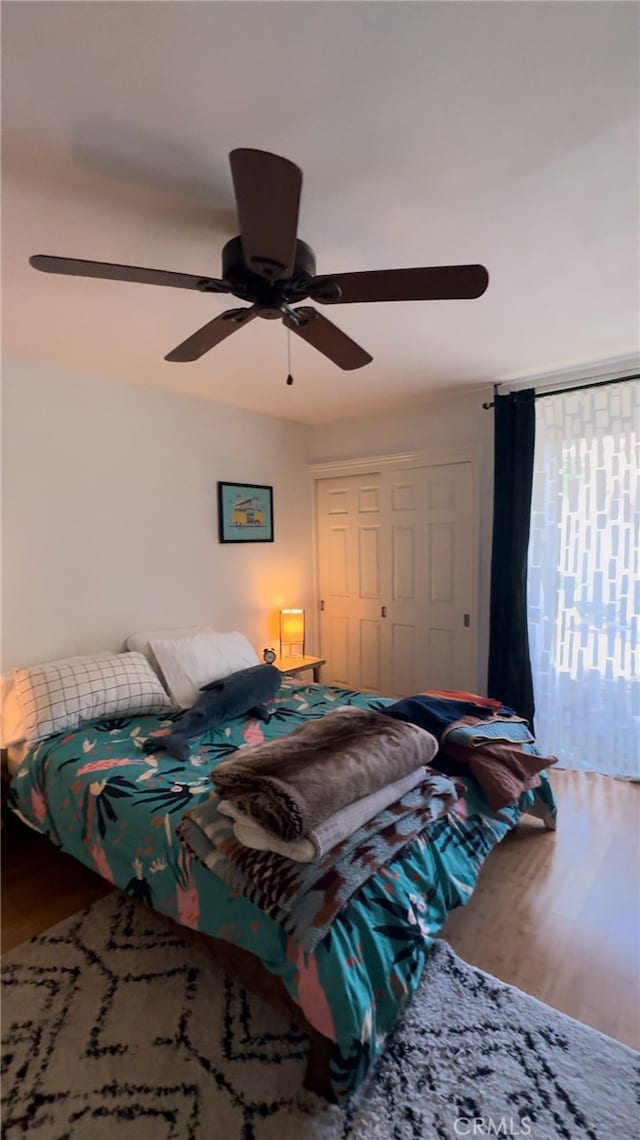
[307,388,495,689]
[1,355,314,669]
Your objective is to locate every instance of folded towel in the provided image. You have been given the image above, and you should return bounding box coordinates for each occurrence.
[218,764,429,861]
[211,706,438,842]
[218,801,317,862]
[444,715,534,748]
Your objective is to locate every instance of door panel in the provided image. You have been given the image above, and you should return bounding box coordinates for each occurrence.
[317,473,385,692]
[392,525,415,600]
[359,526,382,597]
[419,464,474,690]
[391,481,416,511]
[428,479,455,510]
[327,527,349,594]
[326,615,349,685]
[428,522,455,602]
[427,627,456,688]
[359,484,381,513]
[327,488,349,514]
[385,469,421,694]
[360,619,383,691]
[390,622,417,696]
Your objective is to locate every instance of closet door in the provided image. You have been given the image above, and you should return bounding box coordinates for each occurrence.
[385,463,475,694]
[316,461,476,695]
[316,472,387,693]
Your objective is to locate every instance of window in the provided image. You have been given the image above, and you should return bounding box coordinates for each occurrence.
[527,380,639,777]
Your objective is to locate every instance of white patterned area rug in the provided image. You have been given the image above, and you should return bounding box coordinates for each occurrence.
[2,893,638,1140]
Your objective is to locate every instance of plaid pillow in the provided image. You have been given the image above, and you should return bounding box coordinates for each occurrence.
[14,652,172,742]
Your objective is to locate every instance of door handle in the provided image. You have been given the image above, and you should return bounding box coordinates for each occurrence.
[463,613,471,628]
[381,606,387,618]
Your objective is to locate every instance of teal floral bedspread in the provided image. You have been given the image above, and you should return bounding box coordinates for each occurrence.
[9,680,557,1102]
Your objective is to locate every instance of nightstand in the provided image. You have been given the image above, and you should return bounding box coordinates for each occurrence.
[274,655,326,683]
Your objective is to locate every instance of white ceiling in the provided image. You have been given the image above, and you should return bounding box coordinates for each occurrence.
[2,2,638,424]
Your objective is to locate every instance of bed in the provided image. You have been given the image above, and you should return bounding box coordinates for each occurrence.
[7,677,557,1103]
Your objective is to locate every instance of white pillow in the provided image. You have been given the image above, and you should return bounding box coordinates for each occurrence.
[13,652,172,743]
[149,631,259,710]
[125,626,214,669]
[1,652,113,747]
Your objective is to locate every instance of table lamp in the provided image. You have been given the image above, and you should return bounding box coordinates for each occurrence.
[279,608,305,658]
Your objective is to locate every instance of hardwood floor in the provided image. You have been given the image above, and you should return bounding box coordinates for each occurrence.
[2,770,639,1050]
[2,815,111,951]
[442,769,640,1050]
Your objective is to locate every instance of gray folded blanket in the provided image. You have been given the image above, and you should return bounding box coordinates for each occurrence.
[211,706,438,841]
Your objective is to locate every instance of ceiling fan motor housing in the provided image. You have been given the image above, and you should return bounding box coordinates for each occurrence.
[221,235,317,315]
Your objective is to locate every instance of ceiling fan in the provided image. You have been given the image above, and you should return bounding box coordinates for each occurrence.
[30,148,489,371]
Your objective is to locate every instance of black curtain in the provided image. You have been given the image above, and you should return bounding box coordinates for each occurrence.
[487,390,536,726]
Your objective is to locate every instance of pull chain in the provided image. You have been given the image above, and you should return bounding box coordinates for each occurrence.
[286,327,294,386]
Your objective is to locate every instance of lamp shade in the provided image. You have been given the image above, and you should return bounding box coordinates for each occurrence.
[279,608,305,656]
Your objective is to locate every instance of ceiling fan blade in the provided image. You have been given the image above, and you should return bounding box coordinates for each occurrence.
[283,307,372,371]
[229,149,301,282]
[307,264,489,304]
[29,255,229,294]
[165,307,257,362]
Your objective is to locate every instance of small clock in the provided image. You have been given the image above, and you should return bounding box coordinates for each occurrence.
[263,647,277,665]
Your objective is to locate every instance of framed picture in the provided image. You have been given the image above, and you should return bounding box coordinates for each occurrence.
[217,481,274,543]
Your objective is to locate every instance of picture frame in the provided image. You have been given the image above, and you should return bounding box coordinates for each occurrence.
[217,481,274,544]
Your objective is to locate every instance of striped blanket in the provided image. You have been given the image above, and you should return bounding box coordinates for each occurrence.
[178,773,459,951]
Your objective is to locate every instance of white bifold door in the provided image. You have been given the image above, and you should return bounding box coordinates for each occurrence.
[316,463,476,696]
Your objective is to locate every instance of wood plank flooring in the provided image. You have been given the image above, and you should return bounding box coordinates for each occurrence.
[442,769,640,1050]
[2,770,639,1050]
[2,815,111,950]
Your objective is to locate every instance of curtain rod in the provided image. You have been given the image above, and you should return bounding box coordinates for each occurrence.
[481,372,639,410]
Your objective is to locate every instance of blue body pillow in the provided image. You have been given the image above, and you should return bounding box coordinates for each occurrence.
[144,664,281,762]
